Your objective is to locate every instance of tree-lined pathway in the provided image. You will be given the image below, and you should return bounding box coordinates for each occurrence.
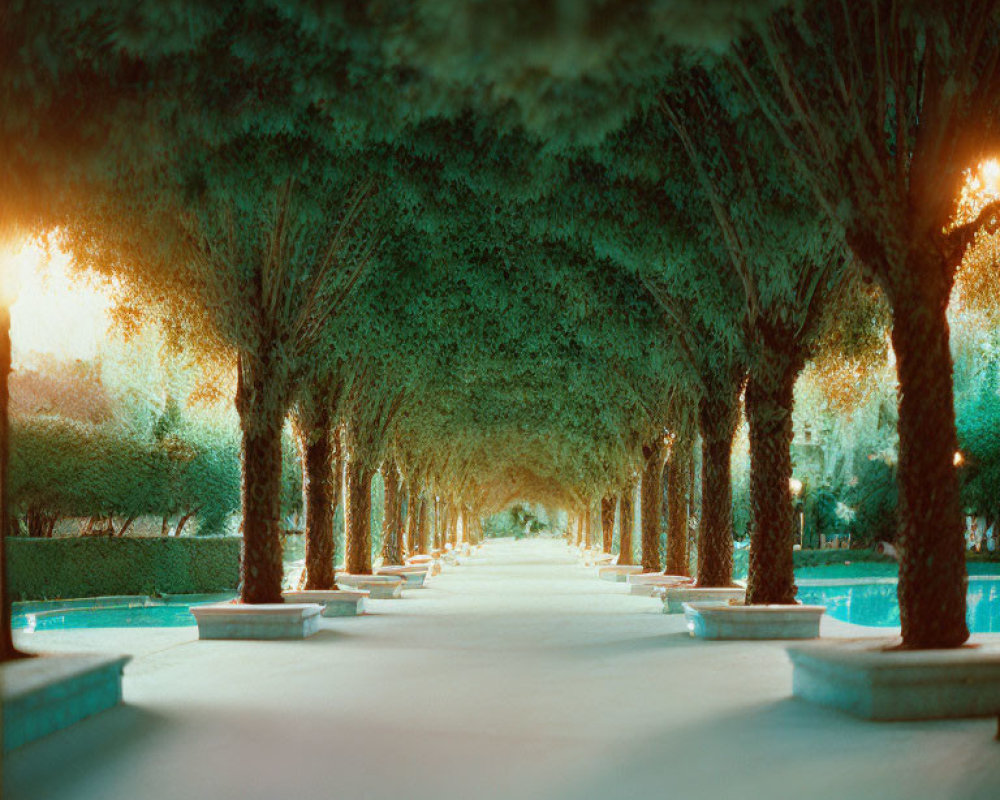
[6,538,999,800]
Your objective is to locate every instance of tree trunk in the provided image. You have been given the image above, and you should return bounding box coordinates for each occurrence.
[431,498,440,550]
[173,511,195,538]
[1,304,26,661]
[745,353,799,606]
[696,381,741,587]
[665,434,693,576]
[345,459,373,574]
[448,503,459,547]
[237,418,285,603]
[235,362,285,604]
[380,457,401,565]
[401,480,413,557]
[26,507,44,538]
[468,509,480,544]
[641,440,665,572]
[118,516,137,537]
[619,487,635,565]
[301,415,337,590]
[889,265,968,648]
[600,495,615,553]
[416,491,430,554]
[440,503,451,550]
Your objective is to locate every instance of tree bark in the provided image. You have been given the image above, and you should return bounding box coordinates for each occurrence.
[665,434,693,576]
[173,511,195,538]
[300,414,337,590]
[380,457,402,565]
[416,491,430,554]
[745,352,799,606]
[432,498,443,550]
[641,440,665,571]
[696,378,742,587]
[448,503,459,547]
[600,495,615,553]
[235,364,285,605]
[118,516,137,537]
[1,304,26,661]
[401,479,413,557]
[619,487,635,565]
[468,508,480,544]
[345,459,373,574]
[889,262,968,648]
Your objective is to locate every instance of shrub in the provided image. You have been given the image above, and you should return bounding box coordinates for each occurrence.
[6,536,241,600]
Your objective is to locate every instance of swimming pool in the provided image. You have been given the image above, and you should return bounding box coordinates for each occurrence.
[12,595,233,631]
[797,577,1000,633]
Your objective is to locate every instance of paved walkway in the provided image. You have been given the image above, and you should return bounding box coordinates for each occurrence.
[6,538,999,800]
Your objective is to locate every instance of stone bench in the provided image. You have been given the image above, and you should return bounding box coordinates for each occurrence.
[788,638,1000,720]
[684,602,825,640]
[2,653,131,751]
[282,590,368,616]
[377,565,429,587]
[190,603,322,640]
[335,574,404,598]
[597,565,643,583]
[662,585,746,614]
[626,573,693,596]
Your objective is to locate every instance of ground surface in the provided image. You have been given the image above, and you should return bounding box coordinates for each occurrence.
[6,537,999,800]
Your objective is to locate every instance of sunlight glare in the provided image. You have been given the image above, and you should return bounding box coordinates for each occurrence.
[2,241,111,367]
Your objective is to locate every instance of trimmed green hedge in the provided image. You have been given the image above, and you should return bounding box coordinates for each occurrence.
[732,547,896,578]
[5,536,241,600]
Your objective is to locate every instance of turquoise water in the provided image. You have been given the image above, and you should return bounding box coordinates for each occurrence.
[11,595,234,630]
[797,578,1000,633]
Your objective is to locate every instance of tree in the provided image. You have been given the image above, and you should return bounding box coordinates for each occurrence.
[618,482,636,565]
[640,436,667,571]
[380,452,403,565]
[729,2,1000,645]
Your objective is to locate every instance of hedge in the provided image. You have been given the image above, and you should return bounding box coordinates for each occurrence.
[5,536,241,600]
[732,547,896,578]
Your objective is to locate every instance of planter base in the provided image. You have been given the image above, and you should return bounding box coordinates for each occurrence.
[336,574,404,599]
[377,566,429,587]
[282,590,368,616]
[662,585,746,614]
[788,638,1000,720]
[626,573,692,596]
[684,603,825,640]
[2,653,130,751]
[597,565,643,583]
[190,603,322,640]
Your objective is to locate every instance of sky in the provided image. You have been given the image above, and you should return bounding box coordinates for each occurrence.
[0,241,111,368]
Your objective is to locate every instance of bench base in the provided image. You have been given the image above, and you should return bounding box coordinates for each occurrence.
[684,603,825,640]
[2,653,131,751]
[190,603,322,640]
[788,638,1000,720]
[282,590,368,616]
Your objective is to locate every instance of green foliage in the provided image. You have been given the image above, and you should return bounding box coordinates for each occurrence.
[8,412,244,535]
[957,360,1000,519]
[803,485,843,548]
[7,1,1000,589]
[6,536,240,600]
[483,504,550,539]
[732,547,896,579]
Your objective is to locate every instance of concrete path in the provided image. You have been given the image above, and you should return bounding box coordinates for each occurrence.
[6,537,999,800]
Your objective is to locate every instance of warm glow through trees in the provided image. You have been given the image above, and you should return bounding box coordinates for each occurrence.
[1,242,111,367]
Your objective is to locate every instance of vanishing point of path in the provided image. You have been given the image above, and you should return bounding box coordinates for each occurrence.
[6,538,999,800]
